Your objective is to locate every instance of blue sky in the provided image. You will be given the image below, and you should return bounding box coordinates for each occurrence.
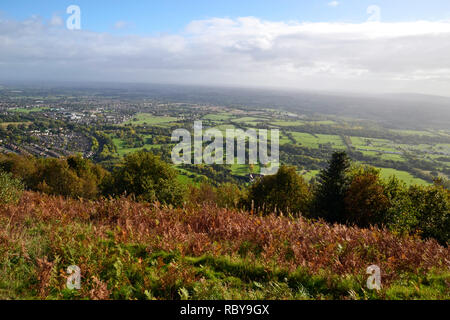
[1,0,450,34]
[1,1,450,96]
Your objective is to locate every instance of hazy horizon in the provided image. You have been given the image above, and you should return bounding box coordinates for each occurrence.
[1,0,450,97]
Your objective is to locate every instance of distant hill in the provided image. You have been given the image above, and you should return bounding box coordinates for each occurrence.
[3,82,450,129]
[133,85,450,130]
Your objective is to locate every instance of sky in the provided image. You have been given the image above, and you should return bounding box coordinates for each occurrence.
[1,0,450,96]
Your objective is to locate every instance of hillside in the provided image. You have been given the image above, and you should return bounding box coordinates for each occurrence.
[0,191,448,300]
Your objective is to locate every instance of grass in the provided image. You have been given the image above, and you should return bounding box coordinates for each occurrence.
[427,154,450,165]
[391,129,437,137]
[176,167,204,186]
[230,163,261,176]
[291,132,345,149]
[435,144,450,154]
[177,173,194,186]
[124,114,178,126]
[231,117,266,124]
[349,137,449,163]
[214,124,236,132]
[300,167,428,186]
[112,138,167,156]
[279,134,292,145]
[272,120,306,127]
[0,121,32,128]
[0,191,448,300]
[300,170,320,181]
[350,137,398,153]
[307,120,336,125]
[380,153,405,161]
[271,120,335,127]
[203,113,234,121]
[379,168,429,186]
[10,107,50,114]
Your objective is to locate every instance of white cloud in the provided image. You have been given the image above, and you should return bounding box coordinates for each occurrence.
[114,20,133,30]
[1,16,450,96]
[328,1,340,7]
[49,14,64,26]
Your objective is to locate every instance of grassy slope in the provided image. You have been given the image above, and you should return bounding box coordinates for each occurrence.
[0,192,448,300]
[379,168,429,186]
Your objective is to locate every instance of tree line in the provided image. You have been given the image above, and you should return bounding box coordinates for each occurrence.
[0,150,448,245]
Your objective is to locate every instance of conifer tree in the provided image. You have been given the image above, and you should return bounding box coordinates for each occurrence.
[313,151,351,223]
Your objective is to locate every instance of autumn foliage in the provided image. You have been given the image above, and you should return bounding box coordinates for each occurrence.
[345,169,390,228]
[0,191,448,299]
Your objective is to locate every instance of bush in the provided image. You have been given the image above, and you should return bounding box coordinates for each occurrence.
[187,182,242,209]
[410,183,449,245]
[187,183,218,206]
[109,150,185,206]
[344,166,389,228]
[244,165,311,216]
[216,183,242,209]
[384,177,449,245]
[0,153,38,187]
[0,170,24,204]
[0,153,109,199]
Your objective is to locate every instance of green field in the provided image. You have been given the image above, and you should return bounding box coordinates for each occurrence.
[435,144,450,153]
[203,113,234,121]
[231,117,267,125]
[214,124,237,132]
[272,120,306,127]
[300,170,320,181]
[10,107,49,114]
[391,129,437,137]
[350,137,398,152]
[176,168,203,186]
[124,114,178,126]
[296,167,428,186]
[0,121,32,128]
[307,120,336,125]
[113,138,168,156]
[272,120,336,127]
[279,133,292,145]
[379,168,429,186]
[230,163,261,176]
[291,132,345,149]
[102,107,449,187]
[380,153,405,161]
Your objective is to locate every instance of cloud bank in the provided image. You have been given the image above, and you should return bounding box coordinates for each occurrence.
[328,1,340,8]
[1,15,450,96]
